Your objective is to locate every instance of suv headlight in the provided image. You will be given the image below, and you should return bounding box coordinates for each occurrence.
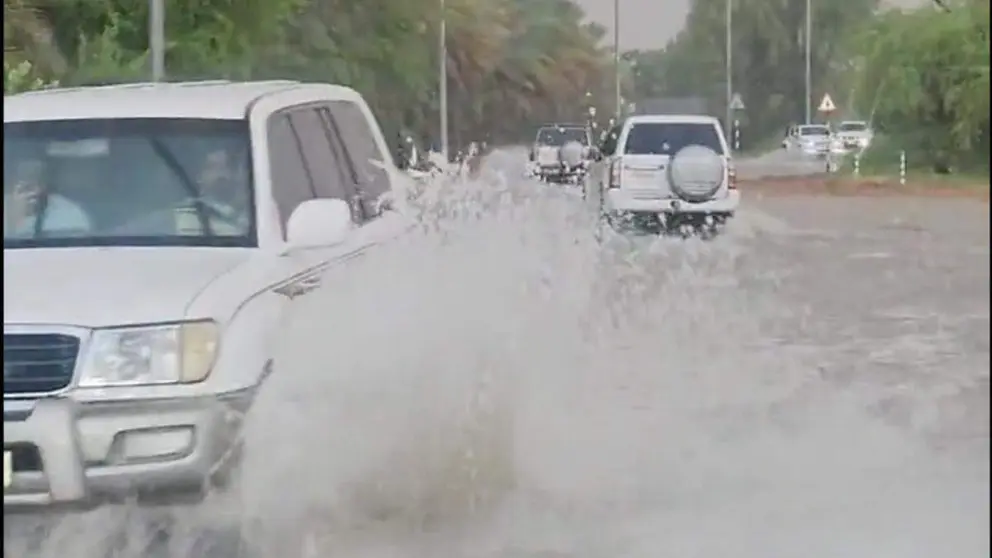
[78,321,219,387]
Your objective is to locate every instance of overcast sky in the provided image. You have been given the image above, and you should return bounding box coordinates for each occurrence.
[573,0,928,50]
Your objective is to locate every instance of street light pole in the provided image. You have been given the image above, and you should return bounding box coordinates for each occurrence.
[725,0,732,135]
[439,0,449,161]
[150,0,165,81]
[613,0,621,119]
[804,0,812,124]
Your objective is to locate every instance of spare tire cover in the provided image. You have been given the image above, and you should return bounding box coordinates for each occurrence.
[667,144,725,202]
[559,140,585,168]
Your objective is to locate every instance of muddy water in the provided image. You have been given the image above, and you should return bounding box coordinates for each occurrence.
[5,150,988,557]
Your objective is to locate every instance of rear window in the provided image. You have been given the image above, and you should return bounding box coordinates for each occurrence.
[799,126,830,136]
[622,122,725,155]
[536,127,588,146]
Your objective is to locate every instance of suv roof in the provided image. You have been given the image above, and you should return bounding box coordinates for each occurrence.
[4,80,364,122]
[625,114,720,126]
[539,123,586,129]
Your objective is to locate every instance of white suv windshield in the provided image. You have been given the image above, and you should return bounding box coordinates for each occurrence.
[623,122,725,155]
[799,126,830,136]
[4,118,254,249]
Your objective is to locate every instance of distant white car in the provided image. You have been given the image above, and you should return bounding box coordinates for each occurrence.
[832,120,874,153]
[4,79,412,551]
[585,114,739,234]
[783,124,832,157]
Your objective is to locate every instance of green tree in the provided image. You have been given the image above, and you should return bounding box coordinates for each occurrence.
[628,0,879,140]
[847,0,989,171]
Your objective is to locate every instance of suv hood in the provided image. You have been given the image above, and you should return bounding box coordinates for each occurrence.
[4,248,249,328]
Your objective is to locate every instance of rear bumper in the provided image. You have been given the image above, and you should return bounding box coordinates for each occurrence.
[529,162,588,180]
[606,189,740,215]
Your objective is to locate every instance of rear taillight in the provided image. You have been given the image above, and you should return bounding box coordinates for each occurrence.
[727,161,737,190]
[608,158,621,189]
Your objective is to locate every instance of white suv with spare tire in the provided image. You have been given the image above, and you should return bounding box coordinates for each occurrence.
[585,114,739,233]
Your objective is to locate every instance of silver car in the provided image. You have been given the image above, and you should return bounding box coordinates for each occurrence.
[783,124,832,157]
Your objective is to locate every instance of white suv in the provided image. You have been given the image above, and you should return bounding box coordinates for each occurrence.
[585,114,739,233]
[3,81,410,521]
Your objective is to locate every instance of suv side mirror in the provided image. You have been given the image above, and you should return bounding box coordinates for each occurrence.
[285,199,352,250]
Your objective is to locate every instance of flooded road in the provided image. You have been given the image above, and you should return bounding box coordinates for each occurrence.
[6,150,989,557]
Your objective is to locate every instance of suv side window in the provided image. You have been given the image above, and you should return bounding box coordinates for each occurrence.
[288,107,352,202]
[268,113,315,236]
[328,101,391,206]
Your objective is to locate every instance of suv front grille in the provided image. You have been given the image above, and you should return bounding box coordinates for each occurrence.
[3,333,80,394]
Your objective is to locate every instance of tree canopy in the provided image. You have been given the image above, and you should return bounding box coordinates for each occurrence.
[626,0,880,140]
[3,0,609,146]
[846,0,989,171]
[625,0,988,171]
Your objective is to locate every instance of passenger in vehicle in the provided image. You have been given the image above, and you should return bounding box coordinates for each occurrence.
[3,159,91,237]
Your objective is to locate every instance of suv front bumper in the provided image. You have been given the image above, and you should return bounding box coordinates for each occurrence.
[4,393,246,511]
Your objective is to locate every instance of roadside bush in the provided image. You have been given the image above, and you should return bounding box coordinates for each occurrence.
[850,0,989,174]
[3,59,58,93]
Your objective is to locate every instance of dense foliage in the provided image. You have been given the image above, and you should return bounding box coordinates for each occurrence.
[626,0,880,141]
[847,0,989,172]
[2,0,609,145]
[626,0,989,172]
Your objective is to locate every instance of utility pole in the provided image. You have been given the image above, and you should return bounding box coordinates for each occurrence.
[804,0,812,124]
[725,0,732,135]
[439,0,449,161]
[613,0,621,119]
[150,0,165,81]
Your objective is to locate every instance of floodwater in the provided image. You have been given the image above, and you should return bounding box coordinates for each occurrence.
[5,150,989,557]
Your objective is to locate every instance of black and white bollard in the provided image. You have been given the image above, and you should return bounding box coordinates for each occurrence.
[733,119,741,151]
[854,153,861,176]
[899,151,906,185]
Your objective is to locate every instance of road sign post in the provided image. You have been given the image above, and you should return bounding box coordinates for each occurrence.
[728,93,745,151]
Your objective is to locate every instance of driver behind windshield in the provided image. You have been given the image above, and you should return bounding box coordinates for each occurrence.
[183,146,250,235]
[3,158,91,237]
